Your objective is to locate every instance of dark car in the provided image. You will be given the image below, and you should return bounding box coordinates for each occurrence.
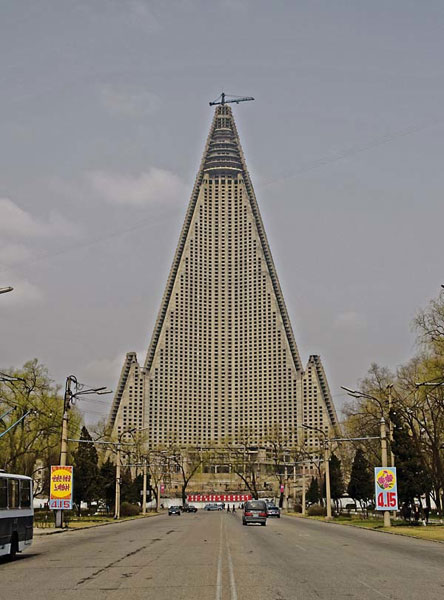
[242,500,268,526]
[266,504,281,518]
[183,504,198,513]
[168,505,181,515]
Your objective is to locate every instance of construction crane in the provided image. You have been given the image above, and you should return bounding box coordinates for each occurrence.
[209,92,254,107]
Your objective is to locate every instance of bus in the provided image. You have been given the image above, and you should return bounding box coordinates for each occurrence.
[0,472,33,559]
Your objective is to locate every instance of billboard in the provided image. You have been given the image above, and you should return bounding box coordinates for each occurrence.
[187,494,252,503]
[49,466,74,510]
[374,467,398,511]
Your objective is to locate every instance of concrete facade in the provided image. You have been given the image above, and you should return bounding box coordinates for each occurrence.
[108,105,338,449]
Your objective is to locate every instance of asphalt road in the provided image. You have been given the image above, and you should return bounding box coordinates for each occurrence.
[1,512,444,599]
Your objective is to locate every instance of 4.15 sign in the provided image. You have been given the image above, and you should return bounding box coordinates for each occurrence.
[374,467,398,511]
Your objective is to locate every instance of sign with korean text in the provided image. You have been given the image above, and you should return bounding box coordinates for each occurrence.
[187,494,252,503]
[374,467,398,511]
[49,466,74,510]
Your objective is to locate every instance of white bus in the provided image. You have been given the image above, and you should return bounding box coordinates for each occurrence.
[0,472,33,559]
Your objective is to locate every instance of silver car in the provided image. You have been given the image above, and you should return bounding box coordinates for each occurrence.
[266,504,281,518]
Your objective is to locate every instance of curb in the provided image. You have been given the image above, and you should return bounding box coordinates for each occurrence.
[284,512,444,545]
[34,512,162,536]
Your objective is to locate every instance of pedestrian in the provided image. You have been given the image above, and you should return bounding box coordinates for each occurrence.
[414,504,420,523]
[424,505,430,525]
[227,505,230,512]
[232,505,236,513]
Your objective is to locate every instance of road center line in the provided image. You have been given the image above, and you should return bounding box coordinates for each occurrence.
[358,579,392,599]
[225,523,238,600]
[293,543,306,551]
[216,515,223,600]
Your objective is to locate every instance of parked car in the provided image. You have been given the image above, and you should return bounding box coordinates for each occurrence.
[204,503,223,511]
[242,500,268,526]
[182,504,198,513]
[168,505,181,516]
[266,503,281,518]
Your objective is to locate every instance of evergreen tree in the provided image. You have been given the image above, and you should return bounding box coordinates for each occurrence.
[323,453,344,510]
[121,470,144,504]
[73,427,100,515]
[99,458,115,513]
[347,448,373,511]
[390,409,428,506]
[306,477,320,505]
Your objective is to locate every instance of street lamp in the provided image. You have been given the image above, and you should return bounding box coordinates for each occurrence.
[0,286,13,295]
[300,423,332,519]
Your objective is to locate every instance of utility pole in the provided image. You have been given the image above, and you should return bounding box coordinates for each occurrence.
[114,443,121,519]
[142,459,147,515]
[57,376,112,527]
[59,376,74,467]
[324,439,332,519]
[380,418,391,527]
[301,464,306,516]
[387,385,395,467]
[300,423,331,519]
[56,376,75,527]
[283,465,288,509]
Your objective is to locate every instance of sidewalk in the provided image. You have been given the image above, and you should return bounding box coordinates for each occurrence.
[34,512,162,536]
[285,512,444,543]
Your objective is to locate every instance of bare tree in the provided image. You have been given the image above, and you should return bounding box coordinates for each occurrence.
[168,445,203,506]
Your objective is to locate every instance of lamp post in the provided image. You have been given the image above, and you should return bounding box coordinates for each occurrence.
[301,423,331,519]
[0,286,13,295]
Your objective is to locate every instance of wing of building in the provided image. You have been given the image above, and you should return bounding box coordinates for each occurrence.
[108,104,338,448]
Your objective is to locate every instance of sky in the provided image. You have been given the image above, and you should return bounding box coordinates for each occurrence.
[1,1,444,424]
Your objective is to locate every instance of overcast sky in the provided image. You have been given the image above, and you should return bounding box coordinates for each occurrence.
[1,1,444,424]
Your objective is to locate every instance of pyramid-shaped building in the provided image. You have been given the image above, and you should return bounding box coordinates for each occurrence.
[108,103,338,449]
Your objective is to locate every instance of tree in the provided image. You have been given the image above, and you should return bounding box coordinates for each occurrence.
[99,458,115,512]
[323,453,344,511]
[306,477,320,505]
[390,409,428,508]
[169,446,203,506]
[0,360,82,479]
[347,448,373,513]
[73,427,100,515]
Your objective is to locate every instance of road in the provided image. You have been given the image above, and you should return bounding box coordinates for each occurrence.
[1,512,444,599]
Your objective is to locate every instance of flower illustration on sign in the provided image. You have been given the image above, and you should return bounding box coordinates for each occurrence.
[376,469,396,490]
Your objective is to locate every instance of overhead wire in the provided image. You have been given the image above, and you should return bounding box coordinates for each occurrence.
[1,114,439,279]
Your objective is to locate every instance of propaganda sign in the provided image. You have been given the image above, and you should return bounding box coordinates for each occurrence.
[49,466,74,510]
[374,467,398,511]
[187,494,252,503]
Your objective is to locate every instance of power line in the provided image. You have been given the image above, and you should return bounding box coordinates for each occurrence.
[260,118,441,189]
[1,116,438,278]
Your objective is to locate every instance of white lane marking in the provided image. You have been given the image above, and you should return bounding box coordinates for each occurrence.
[358,579,392,599]
[226,523,238,600]
[293,543,306,551]
[216,515,223,600]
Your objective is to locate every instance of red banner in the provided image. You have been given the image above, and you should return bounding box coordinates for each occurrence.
[187,494,252,503]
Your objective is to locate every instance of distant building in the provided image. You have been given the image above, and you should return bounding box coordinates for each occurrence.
[108,103,338,449]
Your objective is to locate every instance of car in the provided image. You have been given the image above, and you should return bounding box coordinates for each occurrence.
[168,505,181,515]
[242,500,268,526]
[182,504,198,513]
[204,503,223,511]
[266,504,281,518]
